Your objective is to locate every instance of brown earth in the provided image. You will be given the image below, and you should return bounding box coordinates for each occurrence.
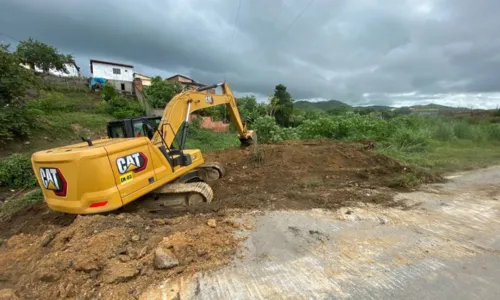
[0,140,440,299]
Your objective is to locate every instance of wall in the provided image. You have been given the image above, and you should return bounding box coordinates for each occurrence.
[106,79,134,93]
[197,116,229,132]
[134,74,151,86]
[41,75,88,91]
[49,64,80,77]
[91,62,134,81]
[134,79,153,116]
[21,63,80,77]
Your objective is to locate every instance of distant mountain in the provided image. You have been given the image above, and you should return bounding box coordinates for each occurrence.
[295,100,471,112]
[295,99,351,111]
[409,104,470,111]
[358,105,393,111]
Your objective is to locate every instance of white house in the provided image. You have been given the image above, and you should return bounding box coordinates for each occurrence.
[90,59,134,93]
[21,63,80,77]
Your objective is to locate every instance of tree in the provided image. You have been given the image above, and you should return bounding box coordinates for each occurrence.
[16,38,74,74]
[144,76,183,108]
[0,44,37,142]
[0,44,36,106]
[272,84,294,127]
[266,95,281,118]
[236,95,266,126]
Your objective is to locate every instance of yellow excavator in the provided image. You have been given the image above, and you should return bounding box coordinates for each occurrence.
[31,82,255,214]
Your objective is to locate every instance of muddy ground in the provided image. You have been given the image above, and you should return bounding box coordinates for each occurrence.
[0,140,440,299]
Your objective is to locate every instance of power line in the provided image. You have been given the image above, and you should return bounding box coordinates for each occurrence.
[226,0,243,82]
[280,0,315,38]
[0,31,21,43]
[270,0,289,30]
[256,0,315,64]
[230,0,243,46]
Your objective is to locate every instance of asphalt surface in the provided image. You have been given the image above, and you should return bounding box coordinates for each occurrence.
[141,166,500,300]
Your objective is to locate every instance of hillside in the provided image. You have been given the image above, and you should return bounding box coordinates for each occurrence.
[410,103,470,111]
[295,99,351,111]
[2,91,113,157]
[360,105,393,110]
[295,100,471,112]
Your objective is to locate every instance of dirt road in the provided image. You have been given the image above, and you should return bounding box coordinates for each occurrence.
[142,166,500,299]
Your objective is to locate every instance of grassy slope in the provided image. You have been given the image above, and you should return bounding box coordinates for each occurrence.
[3,91,112,157]
[378,140,500,174]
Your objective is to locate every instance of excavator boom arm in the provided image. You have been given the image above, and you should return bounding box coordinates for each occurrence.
[151,82,254,148]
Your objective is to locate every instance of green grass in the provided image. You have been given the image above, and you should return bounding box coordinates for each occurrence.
[185,129,240,152]
[35,111,112,136]
[0,188,43,221]
[2,111,112,157]
[378,140,500,173]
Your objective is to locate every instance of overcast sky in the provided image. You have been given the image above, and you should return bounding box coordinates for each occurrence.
[1,0,500,108]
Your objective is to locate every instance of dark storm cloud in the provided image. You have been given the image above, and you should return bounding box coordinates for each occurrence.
[1,0,500,108]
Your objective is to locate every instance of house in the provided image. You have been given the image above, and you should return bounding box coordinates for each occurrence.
[90,59,134,93]
[166,74,215,94]
[133,73,152,86]
[21,63,80,77]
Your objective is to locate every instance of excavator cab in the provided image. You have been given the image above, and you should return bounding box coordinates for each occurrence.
[107,116,162,138]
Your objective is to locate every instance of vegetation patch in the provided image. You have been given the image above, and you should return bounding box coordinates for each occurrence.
[0,154,37,188]
[0,188,43,221]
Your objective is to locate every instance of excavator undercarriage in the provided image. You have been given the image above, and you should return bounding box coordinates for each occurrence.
[138,163,224,211]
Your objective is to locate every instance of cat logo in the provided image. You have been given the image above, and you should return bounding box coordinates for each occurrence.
[205,96,214,105]
[39,168,67,197]
[116,152,148,174]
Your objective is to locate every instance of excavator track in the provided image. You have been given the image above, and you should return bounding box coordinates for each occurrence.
[134,162,224,212]
[138,181,214,212]
[197,162,225,182]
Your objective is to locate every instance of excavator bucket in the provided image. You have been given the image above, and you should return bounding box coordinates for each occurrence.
[239,130,257,147]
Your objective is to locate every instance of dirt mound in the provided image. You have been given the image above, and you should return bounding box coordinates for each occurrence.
[0,212,245,299]
[0,140,440,299]
[171,139,435,215]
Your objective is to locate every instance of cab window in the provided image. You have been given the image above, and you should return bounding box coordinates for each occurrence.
[109,124,125,138]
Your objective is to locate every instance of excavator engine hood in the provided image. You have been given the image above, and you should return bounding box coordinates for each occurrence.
[31,138,126,214]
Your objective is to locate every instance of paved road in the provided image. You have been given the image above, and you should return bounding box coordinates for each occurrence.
[142,166,500,300]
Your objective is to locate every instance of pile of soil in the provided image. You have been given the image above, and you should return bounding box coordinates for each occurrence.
[190,139,437,214]
[0,140,439,299]
[0,213,244,299]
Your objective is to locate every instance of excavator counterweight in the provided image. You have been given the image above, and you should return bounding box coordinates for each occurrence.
[31,82,255,214]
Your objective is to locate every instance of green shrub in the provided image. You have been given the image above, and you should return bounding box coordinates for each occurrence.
[298,117,337,139]
[0,154,37,188]
[453,121,474,139]
[100,84,119,101]
[0,101,32,143]
[297,113,388,141]
[487,124,500,140]
[432,122,455,141]
[144,76,182,108]
[252,116,286,143]
[100,96,144,119]
[389,127,430,152]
